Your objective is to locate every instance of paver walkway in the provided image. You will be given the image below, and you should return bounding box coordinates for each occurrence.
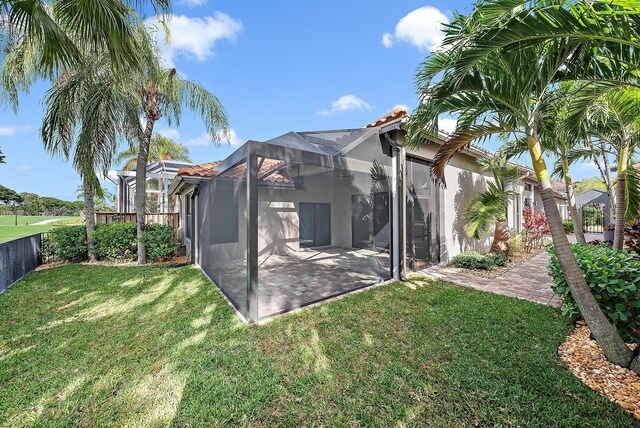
[420,252,562,307]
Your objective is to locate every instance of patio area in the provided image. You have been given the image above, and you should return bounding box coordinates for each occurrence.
[204,247,391,319]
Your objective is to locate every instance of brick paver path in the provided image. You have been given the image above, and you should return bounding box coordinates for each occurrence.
[420,252,562,307]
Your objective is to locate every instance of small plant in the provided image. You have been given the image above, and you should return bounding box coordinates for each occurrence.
[451,251,507,270]
[603,224,615,231]
[507,230,523,254]
[549,244,640,343]
[49,226,87,262]
[522,208,549,253]
[562,221,574,234]
[625,224,640,256]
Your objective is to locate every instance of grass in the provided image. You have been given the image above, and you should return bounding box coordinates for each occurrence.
[0,266,636,427]
[0,216,81,243]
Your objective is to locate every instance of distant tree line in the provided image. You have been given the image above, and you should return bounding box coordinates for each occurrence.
[0,185,84,216]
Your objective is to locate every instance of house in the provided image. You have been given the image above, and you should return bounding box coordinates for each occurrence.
[169,108,552,322]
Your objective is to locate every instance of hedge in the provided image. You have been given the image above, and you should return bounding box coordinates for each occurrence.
[451,251,508,270]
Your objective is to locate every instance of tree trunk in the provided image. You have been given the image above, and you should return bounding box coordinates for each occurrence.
[489,220,510,254]
[613,146,628,251]
[136,84,162,264]
[601,149,616,221]
[83,180,97,263]
[528,131,634,368]
[562,158,585,244]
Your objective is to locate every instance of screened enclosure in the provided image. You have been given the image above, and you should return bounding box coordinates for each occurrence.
[195,127,439,322]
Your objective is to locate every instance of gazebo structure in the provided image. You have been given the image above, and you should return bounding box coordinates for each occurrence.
[107,160,193,213]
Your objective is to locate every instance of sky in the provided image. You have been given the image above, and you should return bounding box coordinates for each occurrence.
[0,0,602,201]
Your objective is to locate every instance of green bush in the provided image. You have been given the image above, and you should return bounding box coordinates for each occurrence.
[452,251,491,270]
[93,222,137,261]
[142,224,178,261]
[549,244,640,342]
[562,221,574,234]
[491,252,508,267]
[49,225,87,262]
[507,231,523,254]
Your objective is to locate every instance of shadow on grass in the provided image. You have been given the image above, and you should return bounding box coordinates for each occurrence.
[0,268,636,427]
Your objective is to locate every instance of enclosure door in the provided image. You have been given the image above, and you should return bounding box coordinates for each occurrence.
[406,157,433,270]
[299,203,331,247]
[407,195,431,270]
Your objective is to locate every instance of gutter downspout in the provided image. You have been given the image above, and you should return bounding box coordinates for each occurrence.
[384,132,407,281]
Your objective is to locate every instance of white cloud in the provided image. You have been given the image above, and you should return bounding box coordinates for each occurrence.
[317,94,373,116]
[158,127,181,140]
[438,117,457,134]
[14,165,32,171]
[183,129,242,147]
[382,6,449,51]
[0,124,31,136]
[147,13,243,67]
[181,0,207,6]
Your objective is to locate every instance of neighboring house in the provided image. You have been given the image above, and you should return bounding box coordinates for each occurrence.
[168,108,555,322]
[107,160,194,214]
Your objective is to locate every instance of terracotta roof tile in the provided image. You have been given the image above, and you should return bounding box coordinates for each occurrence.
[366,107,409,128]
[178,161,222,177]
[179,158,292,185]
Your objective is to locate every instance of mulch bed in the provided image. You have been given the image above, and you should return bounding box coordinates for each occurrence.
[35,256,188,271]
[559,322,640,420]
[445,247,545,279]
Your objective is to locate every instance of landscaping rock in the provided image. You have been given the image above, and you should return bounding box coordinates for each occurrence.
[559,325,640,420]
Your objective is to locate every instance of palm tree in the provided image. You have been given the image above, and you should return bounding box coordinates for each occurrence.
[567,85,640,248]
[407,9,637,370]
[0,0,169,83]
[116,133,191,171]
[463,155,518,253]
[40,54,137,262]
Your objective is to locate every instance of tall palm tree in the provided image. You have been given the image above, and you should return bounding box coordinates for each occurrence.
[107,20,228,264]
[407,9,637,371]
[116,133,191,171]
[463,155,518,253]
[40,54,137,262]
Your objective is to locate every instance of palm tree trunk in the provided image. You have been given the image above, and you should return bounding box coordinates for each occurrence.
[136,84,162,264]
[562,158,585,244]
[601,149,616,221]
[489,220,510,253]
[613,146,629,250]
[83,180,97,263]
[528,131,634,368]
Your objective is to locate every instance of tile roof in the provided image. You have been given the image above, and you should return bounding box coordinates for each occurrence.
[178,158,292,185]
[366,107,409,128]
[178,161,222,177]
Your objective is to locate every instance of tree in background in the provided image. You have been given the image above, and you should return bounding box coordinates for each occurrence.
[76,186,114,212]
[0,184,23,225]
[574,177,607,194]
[116,133,191,171]
[407,0,640,371]
[463,155,518,253]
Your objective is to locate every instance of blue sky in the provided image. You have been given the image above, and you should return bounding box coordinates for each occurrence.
[0,0,601,201]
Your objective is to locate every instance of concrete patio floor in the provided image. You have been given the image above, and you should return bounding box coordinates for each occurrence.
[204,247,391,319]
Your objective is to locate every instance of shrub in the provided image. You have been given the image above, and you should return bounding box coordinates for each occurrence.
[451,251,507,270]
[523,208,550,253]
[625,224,640,256]
[142,224,178,261]
[549,244,640,343]
[93,222,137,261]
[49,225,87,262]
[562,221,574,234]
[507,231,523,254]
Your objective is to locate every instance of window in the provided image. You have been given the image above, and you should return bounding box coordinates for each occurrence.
[299,203,331,247]
[212,181,239,244]
[524,183,532,192]
[185,195,192,239]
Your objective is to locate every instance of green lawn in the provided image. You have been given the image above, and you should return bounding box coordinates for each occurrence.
[0,216,81,242]
[0,266,636,427]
